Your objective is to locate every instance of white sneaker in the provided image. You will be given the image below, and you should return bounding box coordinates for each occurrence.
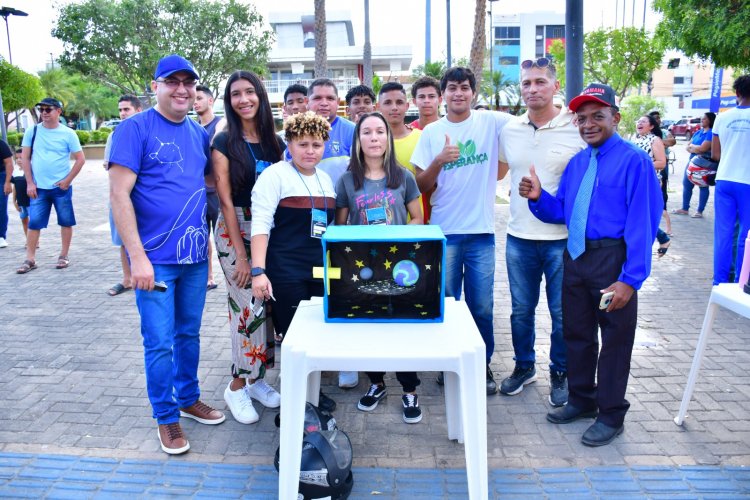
[223,381,259,424]
[338,371,359,389]
[0,238,7,248]
[246,379,281,408]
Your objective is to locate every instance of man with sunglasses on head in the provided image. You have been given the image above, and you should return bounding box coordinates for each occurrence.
[497,58,585,407]
[519,83,662,446]
[108,54,225,455]
[17,98,85,274]
[411,67,512,395]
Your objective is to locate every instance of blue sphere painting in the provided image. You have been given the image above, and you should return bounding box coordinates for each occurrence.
[359,267,374,280]
[392,260,419,287]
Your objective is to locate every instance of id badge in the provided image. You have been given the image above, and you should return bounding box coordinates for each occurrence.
[310,208,328,238]
[256,159,272,177]
[366,206,387,225]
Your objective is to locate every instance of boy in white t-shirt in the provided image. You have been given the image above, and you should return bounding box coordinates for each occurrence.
[411,67,511,395]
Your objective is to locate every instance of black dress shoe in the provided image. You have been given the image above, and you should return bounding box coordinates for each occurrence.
[317,391,337,413]
[486,365,498,395]
[581,421,624,446]
[546,404,597,424]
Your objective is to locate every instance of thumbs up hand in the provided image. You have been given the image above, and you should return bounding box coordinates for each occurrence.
[519,165,542,201]
[436,134,460,167]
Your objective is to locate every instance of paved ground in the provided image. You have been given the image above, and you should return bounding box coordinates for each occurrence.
[0,138,748,498]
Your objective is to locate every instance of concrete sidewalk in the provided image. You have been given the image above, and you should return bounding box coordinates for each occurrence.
[0,142,748,497]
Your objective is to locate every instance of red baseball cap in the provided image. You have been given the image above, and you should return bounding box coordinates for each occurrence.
[568,83,619,112]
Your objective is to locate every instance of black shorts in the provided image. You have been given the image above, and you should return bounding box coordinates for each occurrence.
[206,190,219,233]
[11,176,30,207]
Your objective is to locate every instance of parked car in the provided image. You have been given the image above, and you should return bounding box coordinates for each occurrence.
[101,119,121,129]
[669,117,701,140]
[660,119,676,130]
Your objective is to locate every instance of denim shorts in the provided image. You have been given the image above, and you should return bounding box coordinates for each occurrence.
[19,206,29,219]
[28,186,76,230]
[109,207,123,246]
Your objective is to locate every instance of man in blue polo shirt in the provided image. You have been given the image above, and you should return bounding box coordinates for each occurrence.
[17,98,85,274]
[519,83,662,446]
[109,54,225,455]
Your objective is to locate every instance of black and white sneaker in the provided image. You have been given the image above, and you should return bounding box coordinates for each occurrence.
[549,370,569,407]
[357,384,387,411]
[402,394,422,424]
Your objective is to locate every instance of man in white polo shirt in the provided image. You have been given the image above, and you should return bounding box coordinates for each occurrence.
[498,58,585,406]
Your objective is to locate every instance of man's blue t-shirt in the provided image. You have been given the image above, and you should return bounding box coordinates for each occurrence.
[108,108,210,265]
[21,124,82,189]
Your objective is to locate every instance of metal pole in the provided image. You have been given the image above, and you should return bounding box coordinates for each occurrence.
[446,0,452,67]
[363,0,372,85]
[425,0,431,62]
[3,15,11,64]
[565,0,584,102]
[632,0,635,26]
[642,0,646,28]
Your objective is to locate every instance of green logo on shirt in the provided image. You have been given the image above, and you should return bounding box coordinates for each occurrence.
[444,139,488,171]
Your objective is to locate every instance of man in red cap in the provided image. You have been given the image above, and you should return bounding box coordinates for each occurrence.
[518,83,662,446]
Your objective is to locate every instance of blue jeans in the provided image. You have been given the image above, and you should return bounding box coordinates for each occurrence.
[444,233,495,364]
[656,228,671,245]
[135,261,208,424]
[713,180,750,285]
[505,234,566,373]
[682,164,710,213]
[0,172,7,238]
[28,187,76,230]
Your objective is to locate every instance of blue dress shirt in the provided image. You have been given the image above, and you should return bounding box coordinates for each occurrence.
[529,134,662,290]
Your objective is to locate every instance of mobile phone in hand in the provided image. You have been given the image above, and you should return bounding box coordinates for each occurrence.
[153,281,168,292]
[599,291,615,310]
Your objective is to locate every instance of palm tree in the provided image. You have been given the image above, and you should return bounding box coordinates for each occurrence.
[314,0,327,78]
[363,0,372,85]
[468,0,487,103]
[481,69,511,110]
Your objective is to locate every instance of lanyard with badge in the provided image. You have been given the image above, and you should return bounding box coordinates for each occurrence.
[293,165,328,238]
[363,178,388,225]
[246,142,272,179]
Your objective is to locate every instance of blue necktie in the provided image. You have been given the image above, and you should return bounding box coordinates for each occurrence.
[567,147,599,260]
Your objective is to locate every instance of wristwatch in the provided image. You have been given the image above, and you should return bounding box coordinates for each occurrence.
[251,267,266,277]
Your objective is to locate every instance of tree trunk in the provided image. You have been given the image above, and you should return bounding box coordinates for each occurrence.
[469,0,487,105]
[363,0,373,86]
[314,0,328,78]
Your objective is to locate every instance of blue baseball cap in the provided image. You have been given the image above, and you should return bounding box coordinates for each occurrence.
[154,54,200,80]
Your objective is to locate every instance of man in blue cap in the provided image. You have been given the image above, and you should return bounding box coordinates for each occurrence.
[519,83,662,446]
[108,54,225,455]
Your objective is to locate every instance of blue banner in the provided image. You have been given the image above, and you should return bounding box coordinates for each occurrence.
[709,67,724,112]
[692,96,737,109]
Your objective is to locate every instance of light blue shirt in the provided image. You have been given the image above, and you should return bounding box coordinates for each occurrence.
[21,124,82,189]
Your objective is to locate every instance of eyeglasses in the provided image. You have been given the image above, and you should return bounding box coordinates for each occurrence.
[521,57,554,70]
[38,107,57,114]
[156,77,198,89]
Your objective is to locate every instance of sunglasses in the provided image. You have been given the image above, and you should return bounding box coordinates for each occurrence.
[521,57,554,70]
[156,77,199,89]
[38,107,57,114]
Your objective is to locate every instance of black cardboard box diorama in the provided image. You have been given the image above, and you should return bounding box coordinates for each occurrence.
[320,225,446,322]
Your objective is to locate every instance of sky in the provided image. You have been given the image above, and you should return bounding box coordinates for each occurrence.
[3,0,663,76]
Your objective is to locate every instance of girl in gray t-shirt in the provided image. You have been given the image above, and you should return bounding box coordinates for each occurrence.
[334,111,425,424]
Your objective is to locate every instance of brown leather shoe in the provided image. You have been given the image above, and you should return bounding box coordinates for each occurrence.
[180,400,226,425]
[157,422,190,455]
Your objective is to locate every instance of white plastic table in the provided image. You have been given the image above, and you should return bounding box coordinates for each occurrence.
[674,283,750,426]
[278,297,488,499]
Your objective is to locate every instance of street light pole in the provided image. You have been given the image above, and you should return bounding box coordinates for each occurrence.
[446,0,451,68]
[0,7,29,65]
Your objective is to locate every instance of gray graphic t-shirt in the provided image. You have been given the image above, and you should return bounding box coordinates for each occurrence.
[335,168,420,226]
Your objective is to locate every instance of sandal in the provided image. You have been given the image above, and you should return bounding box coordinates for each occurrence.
[207,282,218,291]
[108,283,132,296]
[16,259,37,274]
[671,209,689,215]
[691,212,703,218]
[657,241,671,258]
[56,255,70,269]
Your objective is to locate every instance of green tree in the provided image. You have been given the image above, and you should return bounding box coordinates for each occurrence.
[411,61,446,79]
[38,68,119,126]
[551,28,663,100]
[618,95,665,138]
[654,0,750,71]
[480,70,512,110]
[584,28,664,100]
[0,60,45,129]
[548,39,566,90]
[53,0,273,96]
[469,0,487,100]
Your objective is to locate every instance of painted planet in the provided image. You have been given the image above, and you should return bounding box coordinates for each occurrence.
[393,260,419,287]
[359,267,374,280]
